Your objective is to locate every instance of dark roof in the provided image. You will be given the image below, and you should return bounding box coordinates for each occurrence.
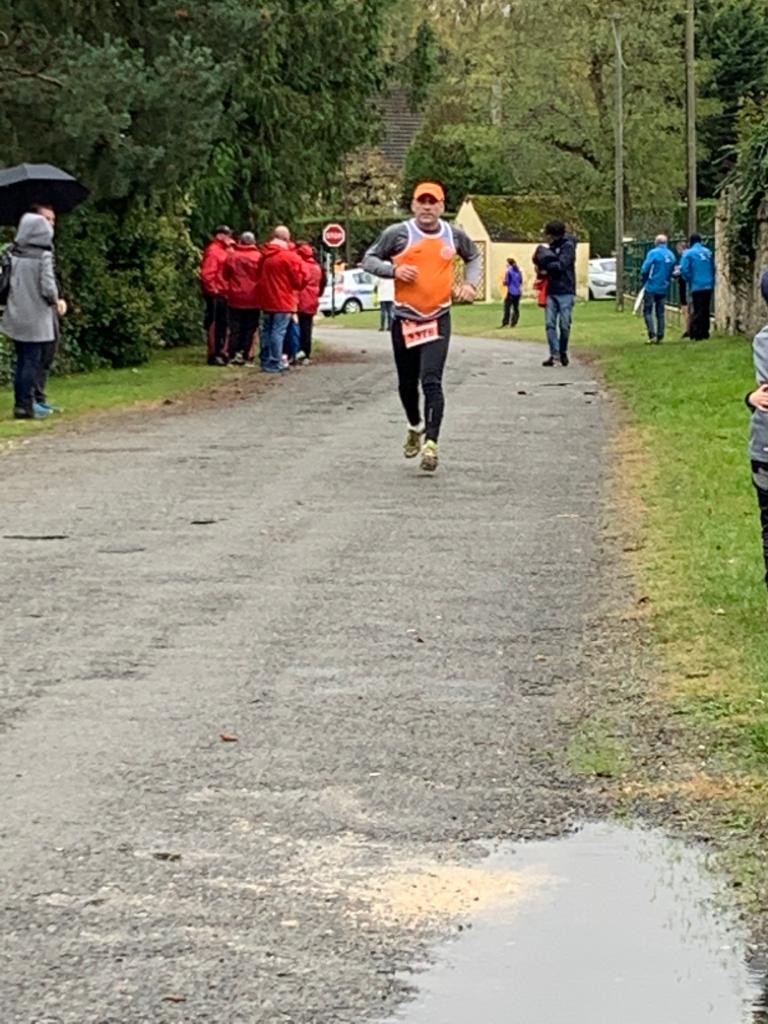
[379,89,423,169]
[468,194,587,242]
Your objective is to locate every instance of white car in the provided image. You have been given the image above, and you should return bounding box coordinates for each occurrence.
[319,269,376,315]
[588,258,616,300]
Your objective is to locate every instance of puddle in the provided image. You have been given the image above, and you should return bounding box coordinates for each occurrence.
[386,823,767,1024]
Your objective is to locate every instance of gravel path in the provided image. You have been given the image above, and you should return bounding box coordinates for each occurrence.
[1,329,610,1023]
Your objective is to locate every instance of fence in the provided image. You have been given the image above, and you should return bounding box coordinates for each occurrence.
[453,241,487,300]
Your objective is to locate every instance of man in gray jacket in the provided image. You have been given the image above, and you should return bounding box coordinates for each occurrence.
[362,181,480,472]
[1,211,64,419]
[746,270,768,588]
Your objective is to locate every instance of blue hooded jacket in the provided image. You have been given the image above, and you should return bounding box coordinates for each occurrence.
[504,264,523,296]
[680,241,715,292]
[640,244,677,296]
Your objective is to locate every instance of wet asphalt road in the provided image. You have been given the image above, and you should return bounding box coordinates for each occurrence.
[1,329,609,1023]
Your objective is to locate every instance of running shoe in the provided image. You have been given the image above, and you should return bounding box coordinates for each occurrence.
[420,439,438,472]
[404,426,424,459]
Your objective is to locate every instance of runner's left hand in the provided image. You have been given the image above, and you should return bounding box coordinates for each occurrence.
[454,283,477,304]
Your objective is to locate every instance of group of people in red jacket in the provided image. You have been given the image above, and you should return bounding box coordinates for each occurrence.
[199,224,326,373]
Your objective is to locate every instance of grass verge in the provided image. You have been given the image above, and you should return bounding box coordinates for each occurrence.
[0,345,259,444]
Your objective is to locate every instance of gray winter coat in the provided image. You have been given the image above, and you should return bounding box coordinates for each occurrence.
[750,325,768,463]
[0,213,59,343]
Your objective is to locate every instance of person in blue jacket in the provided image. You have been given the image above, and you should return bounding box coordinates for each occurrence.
[500,257,523,327]
[680,233,715,340]
[640,234,677,344]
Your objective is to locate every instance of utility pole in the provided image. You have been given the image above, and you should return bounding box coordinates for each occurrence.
[611,14,625,312]
[685,1,697,238]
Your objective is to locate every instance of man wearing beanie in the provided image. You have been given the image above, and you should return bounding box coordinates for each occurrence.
[746,270,768,589]
[680,233,715,341]
[535,220,578,367]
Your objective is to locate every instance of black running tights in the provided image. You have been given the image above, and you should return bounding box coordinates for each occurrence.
[391,313,450,442]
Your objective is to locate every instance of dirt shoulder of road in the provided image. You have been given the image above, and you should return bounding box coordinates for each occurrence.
[0,344,368,455]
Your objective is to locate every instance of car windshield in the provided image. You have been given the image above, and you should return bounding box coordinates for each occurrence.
[600,259,616,272]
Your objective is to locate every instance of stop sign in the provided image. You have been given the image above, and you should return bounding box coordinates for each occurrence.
[322,222,346,248]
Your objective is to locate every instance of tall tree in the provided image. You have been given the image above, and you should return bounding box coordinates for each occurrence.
[698,0,768,196]
[403,0,687,215]
[0,0,393,371]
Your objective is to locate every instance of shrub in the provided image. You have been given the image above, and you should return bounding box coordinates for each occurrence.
[56,198,201,370]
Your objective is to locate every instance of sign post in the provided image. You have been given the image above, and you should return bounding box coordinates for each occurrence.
[322,223,347,318]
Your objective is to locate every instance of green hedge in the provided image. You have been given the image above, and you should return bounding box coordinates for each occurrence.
[1,198,201,385]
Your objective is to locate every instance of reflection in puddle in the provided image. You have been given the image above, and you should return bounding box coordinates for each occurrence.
[386,823,767,1024]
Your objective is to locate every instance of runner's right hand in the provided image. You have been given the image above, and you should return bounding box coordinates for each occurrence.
[394,265,418,283]
[750,384,768,411]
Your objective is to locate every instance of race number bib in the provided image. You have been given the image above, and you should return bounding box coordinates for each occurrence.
[402,318,441,348]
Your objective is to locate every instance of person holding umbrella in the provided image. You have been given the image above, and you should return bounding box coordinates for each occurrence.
[0,163,88,416]
[1,210,67,419]
[28,204,65,412]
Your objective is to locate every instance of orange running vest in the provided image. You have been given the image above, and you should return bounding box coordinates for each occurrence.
[392,220,456,320]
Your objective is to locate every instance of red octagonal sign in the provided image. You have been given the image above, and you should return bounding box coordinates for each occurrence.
[322,222,346,248]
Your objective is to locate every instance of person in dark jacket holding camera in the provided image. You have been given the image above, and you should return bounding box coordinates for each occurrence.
[535,220,577,367]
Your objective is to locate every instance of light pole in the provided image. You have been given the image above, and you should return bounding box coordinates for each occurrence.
[611,14,625,312]
[685,1,697,238]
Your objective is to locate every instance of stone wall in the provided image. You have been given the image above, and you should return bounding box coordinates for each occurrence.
[715,195,768,336]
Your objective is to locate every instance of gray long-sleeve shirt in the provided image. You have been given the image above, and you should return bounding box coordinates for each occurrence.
[362,219,481,322]
[750,325,768,463]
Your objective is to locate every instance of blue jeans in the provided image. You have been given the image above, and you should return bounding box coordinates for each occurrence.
[545,294,575,357]
[13,341,44,415]
[260,312,291,371]
[643,291,666,340]
[284,319,301,360]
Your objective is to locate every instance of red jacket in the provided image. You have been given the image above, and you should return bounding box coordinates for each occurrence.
[297,245,324,315]
[256,241,305,313]
[223,243,262,309]
[200,237,233,296]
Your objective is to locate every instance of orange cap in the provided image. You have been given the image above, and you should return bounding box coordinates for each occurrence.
[413,181,445,202]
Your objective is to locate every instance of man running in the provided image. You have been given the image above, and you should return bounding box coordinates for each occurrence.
[362,182,481,472]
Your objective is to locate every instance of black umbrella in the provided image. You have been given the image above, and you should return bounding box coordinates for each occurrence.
[0,163,89,225]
